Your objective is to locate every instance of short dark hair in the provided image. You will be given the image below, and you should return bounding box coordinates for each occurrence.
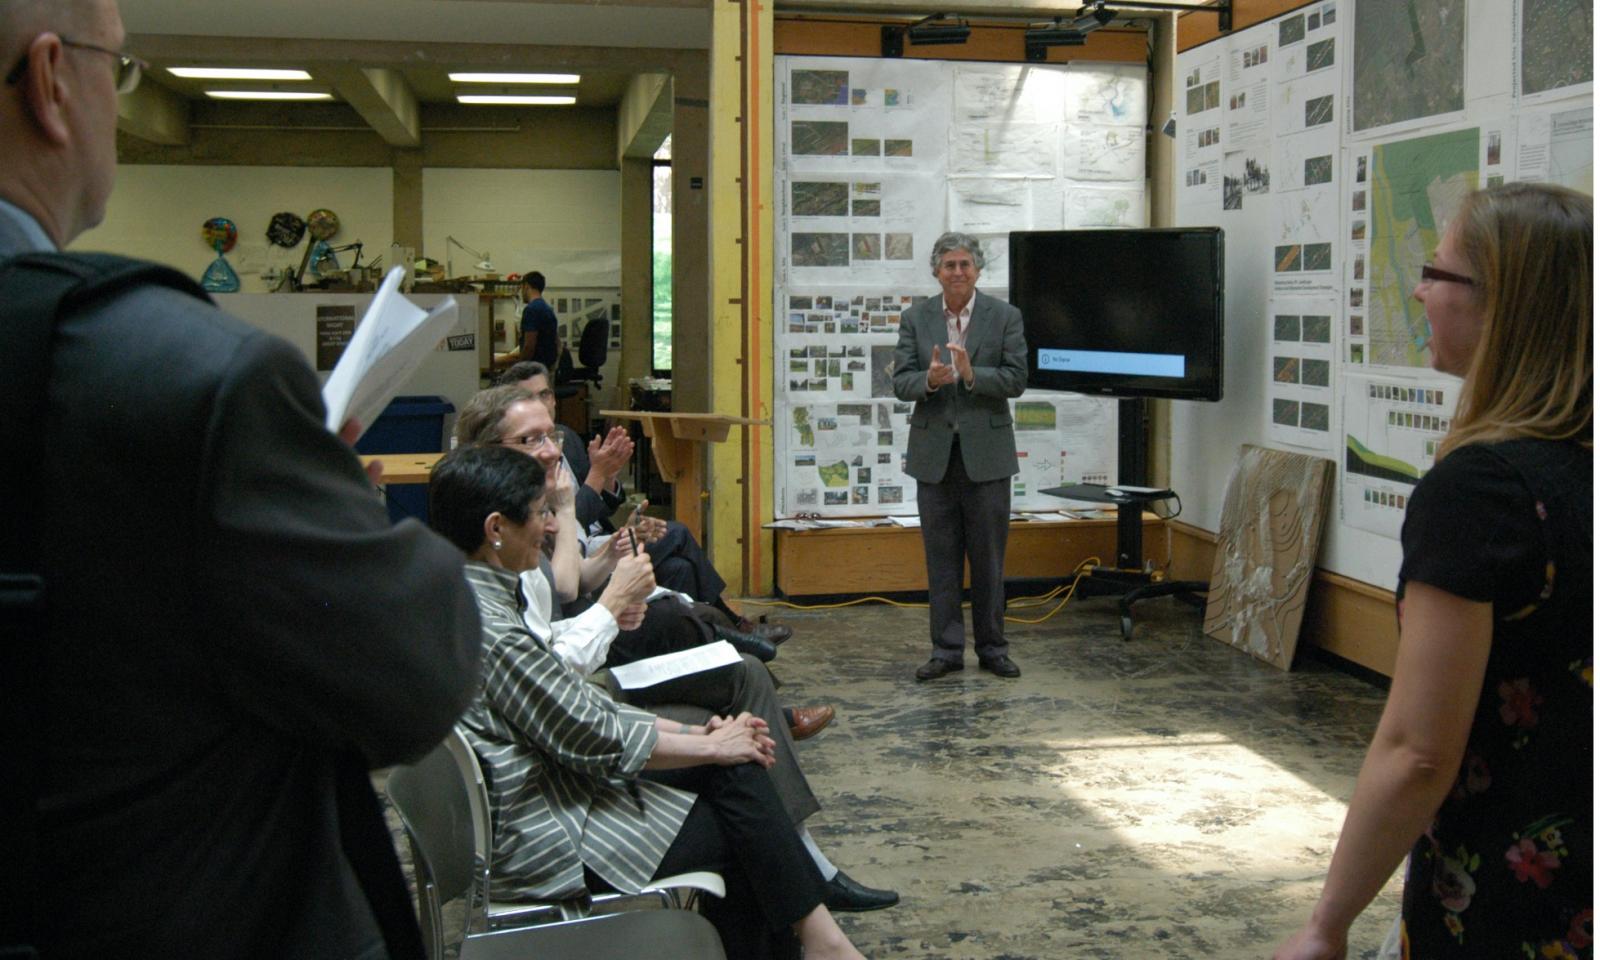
[427,445,547,554]
[497,361,551,387]
[521,271,546,293]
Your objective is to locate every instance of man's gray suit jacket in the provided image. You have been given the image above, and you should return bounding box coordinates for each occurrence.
[891,290,1029,483]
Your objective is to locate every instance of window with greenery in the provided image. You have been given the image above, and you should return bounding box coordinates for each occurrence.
[651,137,672,373]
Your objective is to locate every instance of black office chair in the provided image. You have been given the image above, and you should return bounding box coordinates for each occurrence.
[568,316,609,386]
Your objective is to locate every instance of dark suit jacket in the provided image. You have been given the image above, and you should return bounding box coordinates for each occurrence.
[891,290,1028,483]
[561,423,625,534]
[4,215,482,958]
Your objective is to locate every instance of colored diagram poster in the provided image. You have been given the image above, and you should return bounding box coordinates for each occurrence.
[1353,126,1479,371]
[1514,0,1594,103]
[1339,373,1460,540]
[1268,296,1338,452]
[1009,393,1119,501]
[776,383,1116,514]
[1350,0,1466,135]
[781,172,942,286]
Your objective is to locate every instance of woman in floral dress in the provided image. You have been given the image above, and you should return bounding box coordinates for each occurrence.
[1275,183,1591,959]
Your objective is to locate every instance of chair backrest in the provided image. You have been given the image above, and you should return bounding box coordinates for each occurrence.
[385,728,489,911]
[577,316,608,369]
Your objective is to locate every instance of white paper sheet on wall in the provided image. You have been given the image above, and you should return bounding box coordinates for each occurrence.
[1065,187,1145,228]
[949,123,1059,177]
[1064,63,1147,127]
[1064,124,1145,181]
[1514,105,1594,192]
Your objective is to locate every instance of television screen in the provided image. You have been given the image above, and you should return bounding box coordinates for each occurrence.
[1008,228,1224,401]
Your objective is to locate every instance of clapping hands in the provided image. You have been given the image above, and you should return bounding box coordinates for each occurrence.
[926,345,958,390]
[587,426,634,484]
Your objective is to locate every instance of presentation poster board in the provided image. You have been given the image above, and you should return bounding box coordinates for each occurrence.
[1171,0,1592,587]
[774,56,1150,517]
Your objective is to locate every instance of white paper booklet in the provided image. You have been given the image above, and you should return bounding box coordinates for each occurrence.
[608,640,742,691]
[321,267,459,436]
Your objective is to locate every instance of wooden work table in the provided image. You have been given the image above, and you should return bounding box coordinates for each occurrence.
[600,410,767,538]
[360,451,444,485]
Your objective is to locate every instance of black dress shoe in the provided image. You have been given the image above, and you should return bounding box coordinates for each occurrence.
[915,657,963,681]
[736,616,793,645]
[713,625,777,663]
[822,870,899,912]
[979,654,1021,678]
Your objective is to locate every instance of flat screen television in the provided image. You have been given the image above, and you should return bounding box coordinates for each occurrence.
[1008,227,1224,401]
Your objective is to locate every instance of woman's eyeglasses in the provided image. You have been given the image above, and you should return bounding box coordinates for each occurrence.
[499,433,554,451]
[6,38,146,95]
[1420,263,1476,287]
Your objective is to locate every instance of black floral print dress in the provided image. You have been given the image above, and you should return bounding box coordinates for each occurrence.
[1396,439,1592,959]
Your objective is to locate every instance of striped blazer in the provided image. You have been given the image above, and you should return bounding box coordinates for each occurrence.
[459,563,695,903]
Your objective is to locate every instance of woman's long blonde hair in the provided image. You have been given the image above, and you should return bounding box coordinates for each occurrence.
[1438,182,1592,458]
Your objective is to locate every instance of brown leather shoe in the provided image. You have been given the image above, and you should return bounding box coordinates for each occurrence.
[786,705,835,741]
[736,616,793,644]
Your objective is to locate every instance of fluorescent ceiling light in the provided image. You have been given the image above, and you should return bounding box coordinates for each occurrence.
[169,67,312,81]
[457,94,577,106]
[205,90,334,101]
[449,72,580,84]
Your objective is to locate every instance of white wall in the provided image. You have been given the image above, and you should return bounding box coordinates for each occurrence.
[217,292,480,426]
[75,165,395,291]
[421,168,621,287]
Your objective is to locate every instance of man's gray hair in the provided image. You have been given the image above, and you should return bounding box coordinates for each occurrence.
[1,0,94,63]
[453,384,534,447]
[928,231,986,274]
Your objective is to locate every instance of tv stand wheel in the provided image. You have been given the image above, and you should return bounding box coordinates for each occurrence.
[1119,611,1135,641]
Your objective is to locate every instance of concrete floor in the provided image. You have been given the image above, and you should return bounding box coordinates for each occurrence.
[749,592,1403,959]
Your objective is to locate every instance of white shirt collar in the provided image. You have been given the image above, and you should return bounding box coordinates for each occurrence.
[941,292,977,322]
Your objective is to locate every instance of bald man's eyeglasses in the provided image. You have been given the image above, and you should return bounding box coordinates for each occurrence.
[6,38,146,95]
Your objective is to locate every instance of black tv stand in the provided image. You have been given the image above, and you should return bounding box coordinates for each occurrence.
[1041,397,1209,640]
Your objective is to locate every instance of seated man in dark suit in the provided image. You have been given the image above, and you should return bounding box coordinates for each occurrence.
[497,361,793,644]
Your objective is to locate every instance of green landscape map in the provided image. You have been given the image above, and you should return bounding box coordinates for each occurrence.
[1366,128,1478,368]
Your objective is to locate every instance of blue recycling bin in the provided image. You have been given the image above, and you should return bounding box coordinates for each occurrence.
[355,395,454,525]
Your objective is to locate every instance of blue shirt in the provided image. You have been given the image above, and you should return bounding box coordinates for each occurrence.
[0,197,58,252]
[520,296,560,367]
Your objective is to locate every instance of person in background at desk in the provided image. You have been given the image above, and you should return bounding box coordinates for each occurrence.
[497,360,795,646]
[1274,183,1591,959]
[893,230,1028,682]
[517,269,560,368]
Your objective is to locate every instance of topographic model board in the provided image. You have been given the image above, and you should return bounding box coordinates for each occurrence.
[1203,444,1335,670]
[773,57,1148,517]
[1172,0,1591,588]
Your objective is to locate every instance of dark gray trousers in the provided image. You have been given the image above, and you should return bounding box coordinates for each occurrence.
[916,438,1010,663]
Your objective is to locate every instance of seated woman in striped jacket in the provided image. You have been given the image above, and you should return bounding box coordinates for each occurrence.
[426,444,870,960]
